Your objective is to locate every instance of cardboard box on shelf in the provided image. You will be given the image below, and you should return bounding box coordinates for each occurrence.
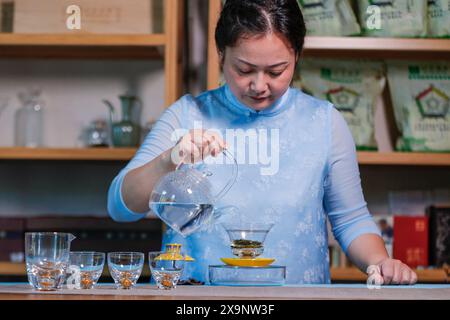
[13,0,161,34]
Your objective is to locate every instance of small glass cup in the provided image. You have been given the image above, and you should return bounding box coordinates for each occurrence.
[107,252,144,289]
[149,251,184,290]
[68,252,105,289]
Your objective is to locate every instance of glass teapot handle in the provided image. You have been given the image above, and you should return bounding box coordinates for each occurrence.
[213,148,238,202]
[174,148,238,202]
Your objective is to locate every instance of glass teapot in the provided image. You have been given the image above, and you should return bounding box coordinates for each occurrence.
[149,149,238,237]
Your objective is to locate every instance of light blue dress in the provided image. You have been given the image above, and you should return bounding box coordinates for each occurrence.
[107,84,381,284]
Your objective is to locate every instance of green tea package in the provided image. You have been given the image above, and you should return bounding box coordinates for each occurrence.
[297,0,361,36]
[428,0,450,37]
[295,60,385,150]
[387,61,450,152]
[357,0,427,37]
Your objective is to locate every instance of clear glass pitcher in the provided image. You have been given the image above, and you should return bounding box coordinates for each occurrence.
[149,149,239,237]
[25,232,76,291]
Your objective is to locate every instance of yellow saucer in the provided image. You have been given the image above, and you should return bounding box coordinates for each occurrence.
[220,257,275,267]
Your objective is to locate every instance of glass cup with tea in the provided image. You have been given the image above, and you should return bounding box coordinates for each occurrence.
[149,243,194,290]
[68,252,105,289]
[149,251,185,290]
[107,252,144,289]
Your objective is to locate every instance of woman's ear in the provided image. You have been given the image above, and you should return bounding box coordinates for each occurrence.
[218,52,225,72]
[218,51,225,68]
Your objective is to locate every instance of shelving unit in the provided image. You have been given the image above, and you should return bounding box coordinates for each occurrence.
[0,2,184,163]
[0,0,183,109]
[207,0,450,283]
[207,0,450,90]
[0,1,184,277]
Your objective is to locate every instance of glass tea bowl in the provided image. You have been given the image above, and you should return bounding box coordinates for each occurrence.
[107,252,144,289]
[149,251,185,290]
[148,243,195,290]
[68,252,105,289]
[222,223,274,258]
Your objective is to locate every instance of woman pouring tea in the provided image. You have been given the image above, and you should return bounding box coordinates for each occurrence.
[108,0,417,285]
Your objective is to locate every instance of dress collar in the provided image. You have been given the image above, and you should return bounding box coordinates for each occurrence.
[223,84,291,117]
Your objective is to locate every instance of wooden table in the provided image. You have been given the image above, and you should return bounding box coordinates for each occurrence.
[0,283,449,300]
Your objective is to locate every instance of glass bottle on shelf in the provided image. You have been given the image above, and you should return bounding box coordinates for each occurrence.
[14,88,45,147]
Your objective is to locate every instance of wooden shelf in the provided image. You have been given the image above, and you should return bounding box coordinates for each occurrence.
[303,37,450,60]
[0,147,137,161]
[331,267,448,283]
[0,34,166,59]
[1,148,449,165]
[0,33,166,47]
[1,263,446,283]
[0,262,25,276]
[357,152,450,166]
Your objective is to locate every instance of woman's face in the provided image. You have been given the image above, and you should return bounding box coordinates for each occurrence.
[221,32,297,111]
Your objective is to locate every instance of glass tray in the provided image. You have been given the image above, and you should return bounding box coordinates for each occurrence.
[208,265,286,286]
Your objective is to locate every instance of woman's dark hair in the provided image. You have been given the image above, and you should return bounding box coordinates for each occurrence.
[215,0,306,61]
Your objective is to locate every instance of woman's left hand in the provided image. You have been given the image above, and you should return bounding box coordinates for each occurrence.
[376,258,418,285]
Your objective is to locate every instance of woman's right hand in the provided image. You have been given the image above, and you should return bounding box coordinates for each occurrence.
[171,129,226,165]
